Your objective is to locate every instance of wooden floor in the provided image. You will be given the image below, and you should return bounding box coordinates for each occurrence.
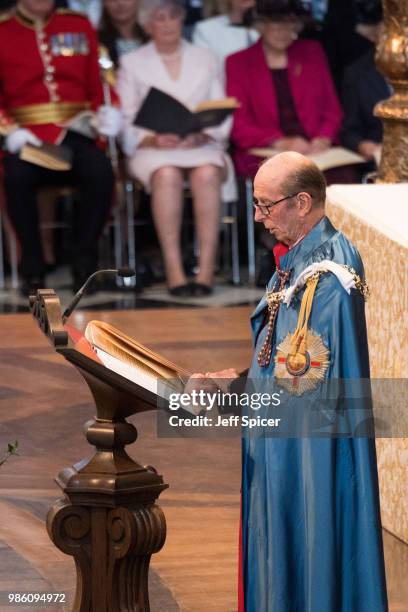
[0,308,407,612]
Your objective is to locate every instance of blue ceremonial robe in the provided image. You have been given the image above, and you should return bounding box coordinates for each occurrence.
[241,217,388,611]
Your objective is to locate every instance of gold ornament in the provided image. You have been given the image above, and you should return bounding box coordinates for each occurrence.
[274,274,329,395]
[275,330,330,395]
[374,0,408,182]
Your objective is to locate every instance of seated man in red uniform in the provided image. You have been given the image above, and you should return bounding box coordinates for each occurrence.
[0,0,122,295]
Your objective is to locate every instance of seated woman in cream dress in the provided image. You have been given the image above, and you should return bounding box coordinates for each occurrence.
[117,0,232,296]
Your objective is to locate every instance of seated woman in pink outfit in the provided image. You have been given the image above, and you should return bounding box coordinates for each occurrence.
[226,0,343,178]
[117,0,233,297]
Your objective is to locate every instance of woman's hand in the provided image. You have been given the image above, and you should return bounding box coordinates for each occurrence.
[309,137,331,154]
[178,132,209,148]
[139,133,181,148]
[274,136,310,154]
[357,140,381,161]
[156,133,182,148]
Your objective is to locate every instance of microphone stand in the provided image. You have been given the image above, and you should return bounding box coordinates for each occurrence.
[62,268,135,322]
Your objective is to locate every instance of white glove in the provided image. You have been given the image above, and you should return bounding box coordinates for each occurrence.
[5,128,42,154]
[96,105,123,138]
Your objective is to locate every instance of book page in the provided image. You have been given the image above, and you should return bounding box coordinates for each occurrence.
[195,97,239,112]
[94,346,162,394]
[94,346,195,412]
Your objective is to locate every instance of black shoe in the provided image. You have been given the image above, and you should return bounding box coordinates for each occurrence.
[168,283,193,297]
[191,282,213,297]
[137,258,155,287]
[45,263,57,274]
[20,275,46,298]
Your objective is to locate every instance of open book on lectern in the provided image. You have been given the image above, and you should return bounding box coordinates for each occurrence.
[65,320,193,412]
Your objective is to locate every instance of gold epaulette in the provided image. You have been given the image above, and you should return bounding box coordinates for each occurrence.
[0,12,13,25]
[343,265,370,301]
[55,8,88,19]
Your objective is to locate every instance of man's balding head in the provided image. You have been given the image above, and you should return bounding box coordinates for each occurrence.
[257,152,326,209]
[252,152,326,246]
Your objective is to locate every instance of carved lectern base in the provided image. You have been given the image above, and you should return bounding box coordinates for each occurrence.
[47,499,166,612]
[29,290,169,612]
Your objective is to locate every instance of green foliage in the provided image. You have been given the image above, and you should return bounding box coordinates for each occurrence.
[0,440,19,467]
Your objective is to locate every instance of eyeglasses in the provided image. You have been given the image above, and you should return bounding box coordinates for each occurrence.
[252,192,300,216]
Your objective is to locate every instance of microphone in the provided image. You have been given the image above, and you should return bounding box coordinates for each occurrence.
[62,268,135,322]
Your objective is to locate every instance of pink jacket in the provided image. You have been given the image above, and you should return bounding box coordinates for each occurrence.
[226,39,343,177]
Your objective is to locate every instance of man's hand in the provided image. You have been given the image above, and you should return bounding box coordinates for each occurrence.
[5,128,42,154]
[184,369,240,414]
[308,137,331,154]
[184,373,220,395]
[204,368,240,393]
[96,105,123,138]
[273,136,310,154]
[184,373,220,415]
[357,140,381,161]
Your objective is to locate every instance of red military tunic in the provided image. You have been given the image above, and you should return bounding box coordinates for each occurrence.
[0,8,109,143]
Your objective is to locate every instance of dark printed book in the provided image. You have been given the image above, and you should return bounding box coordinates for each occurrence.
[134,87,238,137]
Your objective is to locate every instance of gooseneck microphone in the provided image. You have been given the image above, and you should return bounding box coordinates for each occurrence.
[62,268,135,322]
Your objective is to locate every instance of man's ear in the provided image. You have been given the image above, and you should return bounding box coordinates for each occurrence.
[297,192,313,217]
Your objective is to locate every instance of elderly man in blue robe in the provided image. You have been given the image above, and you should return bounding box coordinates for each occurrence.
[188,151,388,611]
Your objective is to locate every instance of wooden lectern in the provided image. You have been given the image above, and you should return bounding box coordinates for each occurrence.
[30,289,168,612]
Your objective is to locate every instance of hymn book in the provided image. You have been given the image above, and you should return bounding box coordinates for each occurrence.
[20,142,73,171]
[84,320,190,398]
[134,87,239,137]
[249,146,366,171]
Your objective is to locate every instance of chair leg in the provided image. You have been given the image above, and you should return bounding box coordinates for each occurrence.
[221,218,229,277]
[124,180,137,288]
[0,209,4,290]
[230,200,240,285]
[10,233,19,289]
[245,178,256,285]
[114,206,122,270]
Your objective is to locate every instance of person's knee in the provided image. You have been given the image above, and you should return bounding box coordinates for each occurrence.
[76,148,114,188]
[152,166,183,189]
[190,164,221,188]
[3,156,39,188]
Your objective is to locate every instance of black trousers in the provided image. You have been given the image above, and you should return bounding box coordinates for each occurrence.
[3,131,114,277]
